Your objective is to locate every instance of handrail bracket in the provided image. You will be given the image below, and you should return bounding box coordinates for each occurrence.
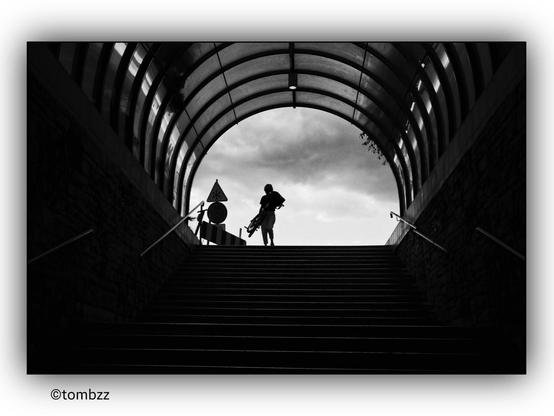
[390,211,447,253]
[141,201,205,257]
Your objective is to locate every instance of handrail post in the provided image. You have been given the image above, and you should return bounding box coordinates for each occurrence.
[141,201,204,257]
[390,211,447,253]
[390,211,417,230]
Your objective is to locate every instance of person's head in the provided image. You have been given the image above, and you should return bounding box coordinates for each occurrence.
[264,184,273,194]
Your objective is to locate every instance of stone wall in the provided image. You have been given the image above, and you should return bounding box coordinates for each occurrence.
[395,78,526,345]
[27,45,199,363]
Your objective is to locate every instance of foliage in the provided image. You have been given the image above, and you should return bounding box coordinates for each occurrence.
[360,132,387,165]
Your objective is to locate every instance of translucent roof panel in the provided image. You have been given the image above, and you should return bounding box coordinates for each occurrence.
[453,43,476,110]
[296,43,367,68]
[153,43,187,70]
[300,74,359,103]
[58,43,77,76]
[359,72,401,115]
[352,109,390,145]
[217,43,289,67]
[395,43,429,64]
[193,93,233,134]
[179,151,197,214]
[144,82,167,175]
[101,43,127,121]
[169,125,199,201]
[296,92,355,121]
[173,111,192,142]
[233,91,293,120]
[82,43,103,103]
[180,54,221,100]
[182,126,199,150]
[185,73,228,120]
[356,92,395,127]
[352,111,378,141]
[119,46,146,139]
[436,43,462,131]
[423,58,449,146]
[172,43,216,80]
[367,43,414,81]
[295,54,360,86]
[230,74,288,103]
[224,54,291,86]
[199,109,237,150]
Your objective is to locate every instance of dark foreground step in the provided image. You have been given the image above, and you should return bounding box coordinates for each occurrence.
[144,300,435,309]
[145,294,430,303]
[47,347,520,374]
[152,288,425,297]
[139,306,434,317]
[66,322,510,339]
[57,332,514,354]
[135,314,439,325]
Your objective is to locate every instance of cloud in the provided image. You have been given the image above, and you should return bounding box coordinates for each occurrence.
[206,109,393,188]
[190,107,399,245]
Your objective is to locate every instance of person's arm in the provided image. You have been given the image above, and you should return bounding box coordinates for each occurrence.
[259,196,266,214]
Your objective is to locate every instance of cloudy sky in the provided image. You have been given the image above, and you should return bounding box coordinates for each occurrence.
[189,107,400,246]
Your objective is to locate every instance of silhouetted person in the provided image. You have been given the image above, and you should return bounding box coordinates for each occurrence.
[259,184,285,246]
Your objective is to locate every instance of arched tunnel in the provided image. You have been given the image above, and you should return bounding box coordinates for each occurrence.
[39,42,510,217]
[27,42,526,373]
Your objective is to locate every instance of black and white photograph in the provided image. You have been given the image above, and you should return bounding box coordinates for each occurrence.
[27,41,527,376]
[5,2,553,415]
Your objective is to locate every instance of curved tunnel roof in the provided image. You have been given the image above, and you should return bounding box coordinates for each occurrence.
[46,42,508,216]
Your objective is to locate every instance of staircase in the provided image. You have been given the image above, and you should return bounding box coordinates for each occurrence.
[45,245,524,374]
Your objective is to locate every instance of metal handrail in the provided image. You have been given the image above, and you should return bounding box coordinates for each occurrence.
[390,212,447,253]
[28,228,94,264]
[476,227,525,261]
[141,201,204,257]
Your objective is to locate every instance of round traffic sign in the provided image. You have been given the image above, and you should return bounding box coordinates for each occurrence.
[207,202,228,224]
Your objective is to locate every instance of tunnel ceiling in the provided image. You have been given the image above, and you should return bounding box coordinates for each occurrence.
[46,42,509,216]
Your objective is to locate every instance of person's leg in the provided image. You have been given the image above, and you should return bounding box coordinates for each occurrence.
[260,217,269,245]
[267,213,276,245]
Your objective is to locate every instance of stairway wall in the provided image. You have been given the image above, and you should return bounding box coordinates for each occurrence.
[27,44,199,358]
[392,74,526,345]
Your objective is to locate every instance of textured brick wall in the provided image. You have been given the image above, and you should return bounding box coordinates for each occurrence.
[27,67,197,357]
[395,78,526,344]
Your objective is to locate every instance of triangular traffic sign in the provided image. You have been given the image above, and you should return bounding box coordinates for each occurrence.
[207,179,228,202]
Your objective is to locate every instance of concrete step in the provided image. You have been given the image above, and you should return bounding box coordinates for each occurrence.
[154,288,424,296]
[70,322,504,339]
[179,265,409,273]
[135,314,439,325]
[173,271,412,278]
[160,282,422,291]
[146,293,429,303]
[145,299,435,309]
[193,245,393,252]
[165,275,416,283]
[49,347,518,374]
[139,306,433,317]
[58,333,511,354]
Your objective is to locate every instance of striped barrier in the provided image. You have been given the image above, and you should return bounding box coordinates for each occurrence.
[200,221,247,246]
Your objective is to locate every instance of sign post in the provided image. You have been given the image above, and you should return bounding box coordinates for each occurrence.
[203,180,245,245]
